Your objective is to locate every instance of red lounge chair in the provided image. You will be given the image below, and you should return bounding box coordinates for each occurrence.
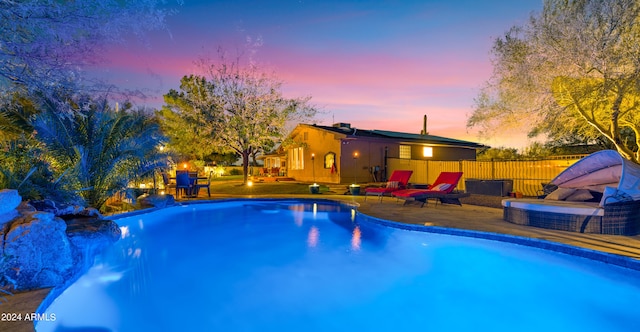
[392,172,468,207]
[364,170,413,201]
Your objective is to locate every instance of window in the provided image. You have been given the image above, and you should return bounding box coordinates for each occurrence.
[423,147,433,157]
[324,152,336,169]
[289,147,305,170]
[399,145,411,159]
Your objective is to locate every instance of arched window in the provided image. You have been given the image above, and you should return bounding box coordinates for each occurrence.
[324,152,336,169]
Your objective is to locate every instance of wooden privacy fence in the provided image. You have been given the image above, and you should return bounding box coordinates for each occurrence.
[387,157,585,197]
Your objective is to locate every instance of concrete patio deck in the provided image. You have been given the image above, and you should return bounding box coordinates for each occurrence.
[3,194,640,332]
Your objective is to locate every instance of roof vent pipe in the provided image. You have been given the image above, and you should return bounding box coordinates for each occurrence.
[421,115,429,135]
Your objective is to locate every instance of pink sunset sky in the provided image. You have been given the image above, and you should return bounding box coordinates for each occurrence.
[92,0,543,149]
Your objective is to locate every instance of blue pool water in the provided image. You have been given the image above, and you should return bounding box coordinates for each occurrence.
[38,200,640,331]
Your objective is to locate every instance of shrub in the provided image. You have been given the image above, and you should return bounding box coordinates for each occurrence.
[32,96,169,210]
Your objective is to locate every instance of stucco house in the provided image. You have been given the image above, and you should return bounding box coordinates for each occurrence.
[268,123,485,184]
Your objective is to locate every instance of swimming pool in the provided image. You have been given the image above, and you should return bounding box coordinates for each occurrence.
[37,199,640,331]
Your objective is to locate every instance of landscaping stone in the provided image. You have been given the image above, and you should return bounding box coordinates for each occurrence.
[0,209,18,226]
[0,189,21,225]
[78,207,102,218]
[1,211,74,290]
[0,202,118,290]
[28,199,57,214]
[55,202,85,217]
[17,201,36,213]
[66,218,122,270]
[30,199,102,220]
[138,193,176,208]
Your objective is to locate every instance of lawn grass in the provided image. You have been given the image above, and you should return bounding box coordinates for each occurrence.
[211,175,244,182]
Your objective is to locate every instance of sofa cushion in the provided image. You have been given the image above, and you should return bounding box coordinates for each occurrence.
[565,189,594,202]
[502,198,603,216]
[545,188,576,200]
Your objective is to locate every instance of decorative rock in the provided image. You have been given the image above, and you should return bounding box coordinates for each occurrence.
[66,218,122,270]
[29,199,58,215]
[79,207,102,218]
[29,199,100,220]
[138,193,176,209]
[0,209,18,225]
[56,203,85,217]
[17,201,36,213]
[0,189,21,224]
[1,211,74,290]
[66,218,121,243]
[0,189,21,213]
[0,199,120,291]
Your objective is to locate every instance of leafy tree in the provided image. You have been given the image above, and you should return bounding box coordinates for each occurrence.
[476,147,521,161]
[542,140,606,156]
[156,106,218,161]
[468,0,640,163]
[250,139,275,167]
[522,142,551,160]
[204,152,239,166]
[0,0,172,95]
[32,96,168,209]
[162,55,317,184]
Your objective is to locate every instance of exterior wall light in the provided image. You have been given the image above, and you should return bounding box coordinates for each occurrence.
[423,147,433,158]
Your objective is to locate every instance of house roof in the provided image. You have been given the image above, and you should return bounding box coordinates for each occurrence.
[306,124,486,149]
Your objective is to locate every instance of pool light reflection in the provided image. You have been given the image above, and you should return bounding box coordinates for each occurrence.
[351,226,361,251]
[307,226,319,247]
[120,226,129,239]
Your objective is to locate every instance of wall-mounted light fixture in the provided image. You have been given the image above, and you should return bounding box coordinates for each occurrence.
[423,147,433,158]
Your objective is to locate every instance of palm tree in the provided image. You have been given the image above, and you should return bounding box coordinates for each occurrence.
[0,92,39,141]
[0,92,54,200]
[32,96,168,209]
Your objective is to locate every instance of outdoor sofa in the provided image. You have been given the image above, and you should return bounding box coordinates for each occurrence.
[502,150,640,235]
[502,197,640,235]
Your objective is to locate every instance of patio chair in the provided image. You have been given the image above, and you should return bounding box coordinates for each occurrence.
[175,172,193,199]
[272,167,280,176]
[392,171,469,207]
[193,171,213,197]
[161,172,176,191]
[364,170,413,202]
